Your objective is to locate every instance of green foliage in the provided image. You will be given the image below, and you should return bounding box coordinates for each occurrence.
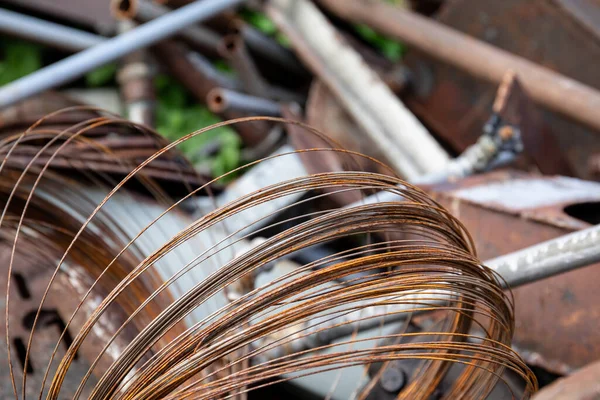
[85,63,118,87]
[212,59,235,76]
[241,9,277,36]
[354,24,405,62]
[240,9,291,48]
[352,0,407,61]
[154,75,241,180]
[0,39,43,85]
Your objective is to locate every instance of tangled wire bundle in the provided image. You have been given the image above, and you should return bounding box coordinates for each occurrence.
[0,108,537,399]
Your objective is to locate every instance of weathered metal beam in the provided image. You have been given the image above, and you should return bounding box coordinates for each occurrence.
[431,171,600,373]
[267,0,450,180]
[317,0,600,133]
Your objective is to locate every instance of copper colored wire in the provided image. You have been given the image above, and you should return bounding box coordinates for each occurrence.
[1,110,537,399]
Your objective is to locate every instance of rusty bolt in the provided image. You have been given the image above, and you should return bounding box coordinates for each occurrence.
[380,365,406,393]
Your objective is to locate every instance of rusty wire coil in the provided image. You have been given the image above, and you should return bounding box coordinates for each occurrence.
[1,108,537,399]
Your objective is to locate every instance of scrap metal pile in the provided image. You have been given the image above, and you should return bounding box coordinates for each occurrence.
[0,0,599,399]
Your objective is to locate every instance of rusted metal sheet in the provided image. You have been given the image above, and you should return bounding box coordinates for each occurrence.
[402,0,600,179]
[556,0,600,42]
[532,359,600,400]
[0,247,99,398]
[429,170,600,374]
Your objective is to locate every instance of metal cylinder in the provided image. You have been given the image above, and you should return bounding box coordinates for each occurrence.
[487,223,600,288]
[112,0,222,56]
[219,34,268,97]
[154,40,270,147]
[117,20,156,126]
[207,88,281,116]
[0,0,245,109]
[0,8,106,52]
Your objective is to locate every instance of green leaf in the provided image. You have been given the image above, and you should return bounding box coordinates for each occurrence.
[354,24,378,42]
[213,59,235,75]
[380,41,404,62]
[85,63,117,87]
[242,9,277,35]
[153,74,242,178]
[274,32,292,48]
[353,23,405,62]
[0,40,43,86]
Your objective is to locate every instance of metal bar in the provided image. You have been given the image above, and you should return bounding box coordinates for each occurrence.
[116,20,156,126]
[219,34,269,97]
[487,223,600,288]
[317,0,600,133]
[0,8,106,52]
[153,40,270,147]
[265,222,600,358]
[207,88,281,116]
[113,0,222,56]
[0,0,245,109]
[267,0,450,180]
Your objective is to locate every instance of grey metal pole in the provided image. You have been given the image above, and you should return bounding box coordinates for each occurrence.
[263,223,600,358]
[120,0,222,51]
[0,0,245,109]
[0,8,106,52]
[488,223,600,288]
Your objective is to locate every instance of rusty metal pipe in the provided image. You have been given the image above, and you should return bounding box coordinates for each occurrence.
[112,0,221,56]
[207,88,281,116]
[187,51,304,103]
[153,40,216,99]
[154,40,269,147]
[219,34,268,97]
[186,51,242,91]
[318,0,600,133]
[117,20,156,126]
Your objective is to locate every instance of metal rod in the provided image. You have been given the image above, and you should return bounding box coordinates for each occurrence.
[154,40,270,147]
[487,223,600,288]
[207,88,282,116]
[318,0,600,133]
[0,8,106,52]
[0,0,245,109]
[264,222,600,359]
[219,34,269,97]
[113,0,222,56]
[117,20,156,126]
[267,0,450,180]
